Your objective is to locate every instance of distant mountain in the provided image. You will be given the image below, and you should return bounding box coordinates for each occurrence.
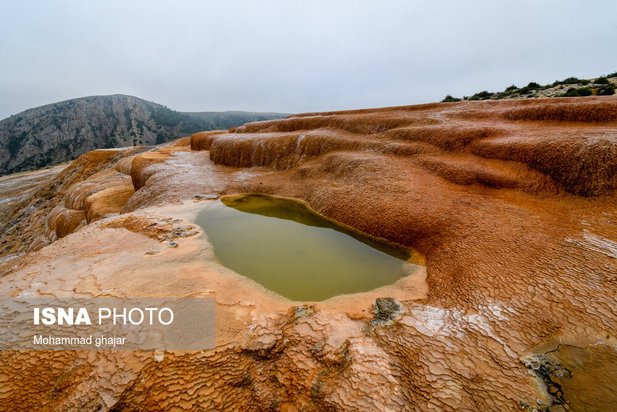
[0,94,288,176]
[182,111,290,130]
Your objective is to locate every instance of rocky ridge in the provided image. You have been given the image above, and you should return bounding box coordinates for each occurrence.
[0,94,286,176]
[444,72,617,102]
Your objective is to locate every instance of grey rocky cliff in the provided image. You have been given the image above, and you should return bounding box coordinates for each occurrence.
[0,94,286,176]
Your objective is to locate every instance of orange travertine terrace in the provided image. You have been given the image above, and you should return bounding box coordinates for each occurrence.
[0,96,616,410]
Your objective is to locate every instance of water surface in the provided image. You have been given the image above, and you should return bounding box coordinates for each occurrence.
[196,194,422,301]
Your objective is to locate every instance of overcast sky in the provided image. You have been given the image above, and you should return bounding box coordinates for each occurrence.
[1,0,616,119]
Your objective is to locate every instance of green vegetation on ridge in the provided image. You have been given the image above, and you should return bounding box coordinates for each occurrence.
[443,72,617,102]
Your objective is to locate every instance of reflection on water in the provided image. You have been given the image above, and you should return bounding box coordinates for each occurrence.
[196,194,422,301]
[549,343,617,410]
[524,341,617,410]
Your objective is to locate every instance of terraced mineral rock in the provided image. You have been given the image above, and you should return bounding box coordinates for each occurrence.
[1,96,616,410]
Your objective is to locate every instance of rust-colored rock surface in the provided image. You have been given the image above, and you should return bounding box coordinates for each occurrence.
[1,97,616,411]
[0,147,147,270]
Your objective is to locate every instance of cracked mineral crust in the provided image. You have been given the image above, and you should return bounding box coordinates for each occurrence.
[0,96,616,411]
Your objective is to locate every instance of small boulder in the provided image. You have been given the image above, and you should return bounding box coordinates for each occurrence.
[369,297,405,328]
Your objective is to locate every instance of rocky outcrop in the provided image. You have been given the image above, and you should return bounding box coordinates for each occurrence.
[0,147,146,266]
[1,96,616,410]
[191,97,617,197]
[0,95,286,176]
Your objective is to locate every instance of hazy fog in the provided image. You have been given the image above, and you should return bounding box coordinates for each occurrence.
[1,0,616,119]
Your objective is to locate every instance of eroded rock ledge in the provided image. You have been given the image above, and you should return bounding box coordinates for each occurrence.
[1,97,616,411]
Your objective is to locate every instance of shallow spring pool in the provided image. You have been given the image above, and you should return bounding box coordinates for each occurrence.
[196,194,422,301]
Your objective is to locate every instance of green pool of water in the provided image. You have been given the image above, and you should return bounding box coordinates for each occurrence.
[196,194,422,301]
